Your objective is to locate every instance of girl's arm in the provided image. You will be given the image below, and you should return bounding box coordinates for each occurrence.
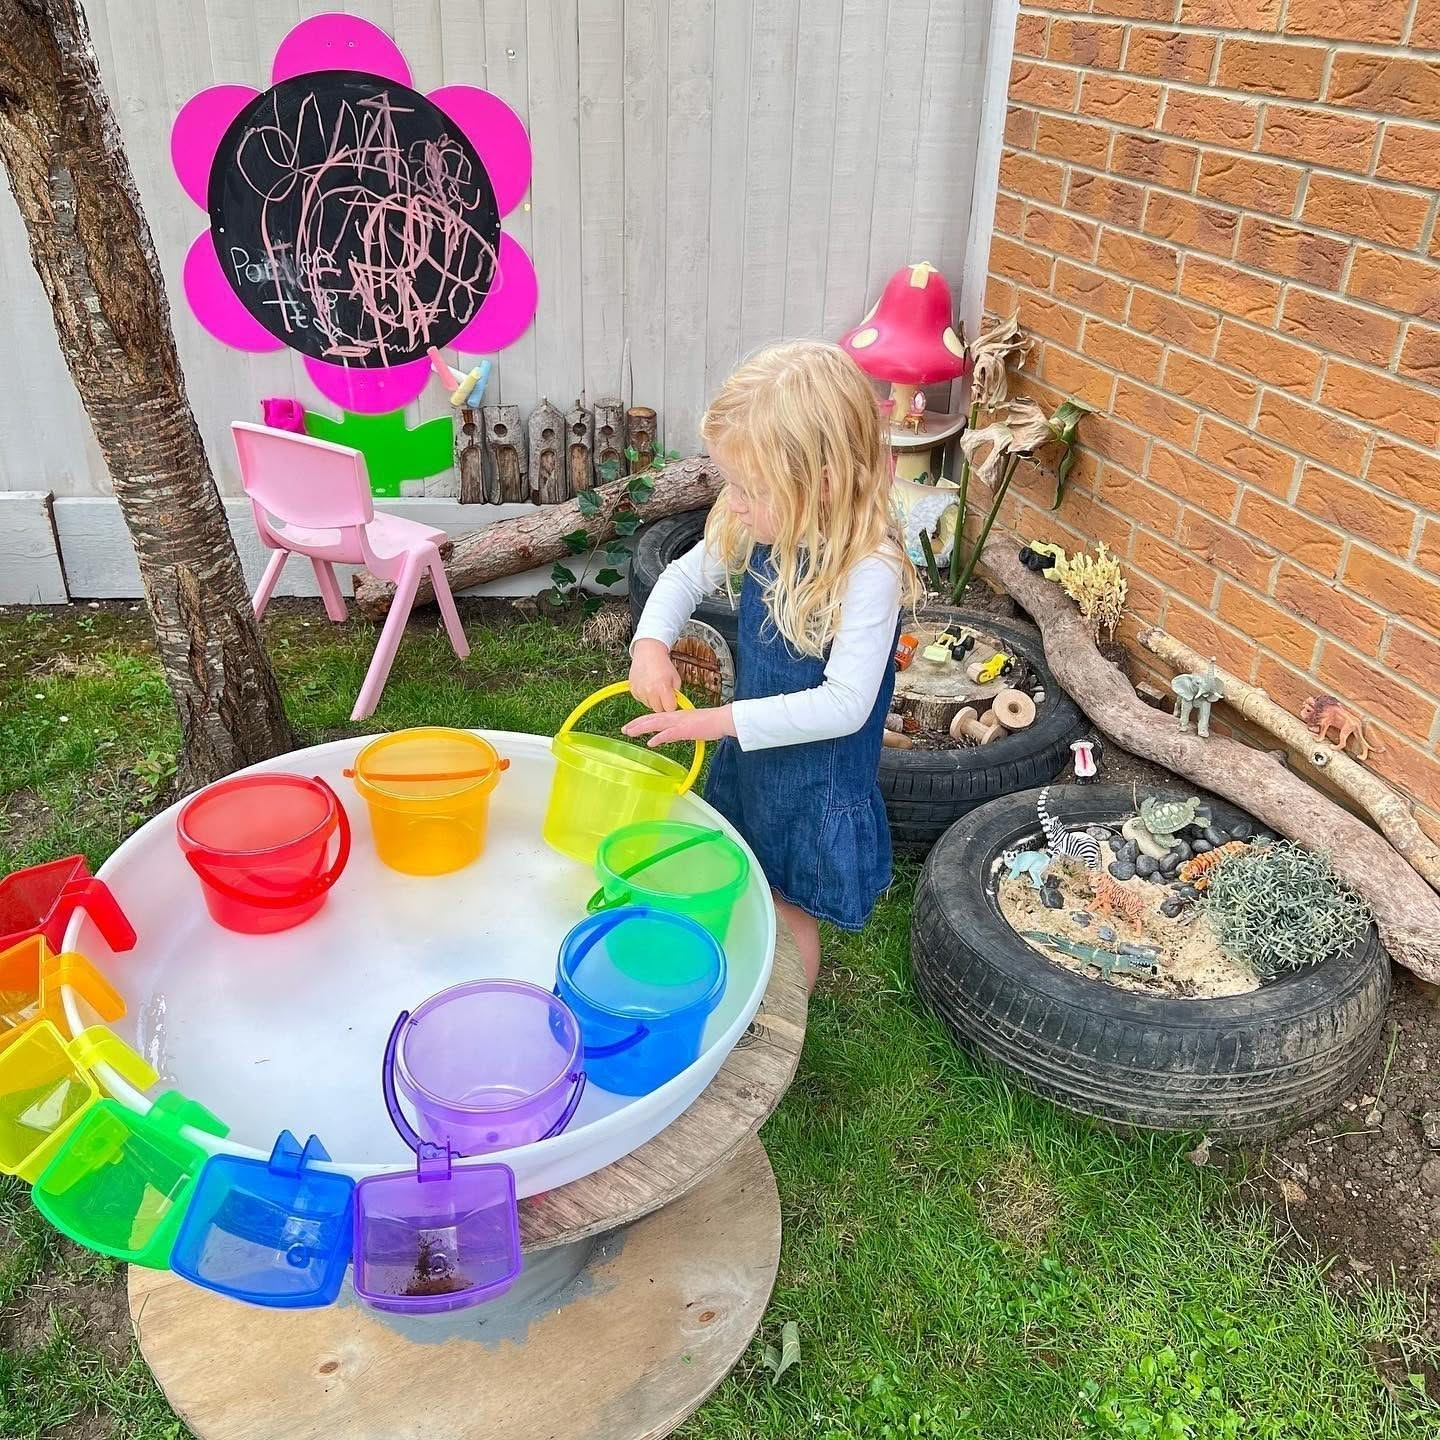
[731,554,903,751]
[628,540,730,711]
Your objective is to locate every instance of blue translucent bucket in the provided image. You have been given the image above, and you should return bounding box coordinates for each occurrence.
[555,908,726,1097]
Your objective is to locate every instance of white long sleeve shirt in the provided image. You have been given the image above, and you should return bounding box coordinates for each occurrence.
[632,541,904,752]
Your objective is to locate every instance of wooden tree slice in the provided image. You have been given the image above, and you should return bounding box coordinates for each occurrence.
[130,1138,781,1440]
[672,620,736,706]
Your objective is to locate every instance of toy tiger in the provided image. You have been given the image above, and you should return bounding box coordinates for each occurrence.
[1088,872,1147,929]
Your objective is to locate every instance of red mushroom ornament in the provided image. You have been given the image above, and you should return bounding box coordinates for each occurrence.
[840,261,970,428]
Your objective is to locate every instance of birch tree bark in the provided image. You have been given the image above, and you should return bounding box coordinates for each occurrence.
[0,0,293,788]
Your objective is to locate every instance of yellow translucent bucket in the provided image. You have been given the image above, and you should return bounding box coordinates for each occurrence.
[0,1020,157,1182]
[348,728,509,876]
[543,683,705,864]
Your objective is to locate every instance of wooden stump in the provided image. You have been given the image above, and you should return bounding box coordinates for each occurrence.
[566,402,595,493]
[130,1138,781,1440]
[626,407,657,473]
[458,408,487,504]
[483,406,527,503]
[529,400,568,505]
[595,399,626,479]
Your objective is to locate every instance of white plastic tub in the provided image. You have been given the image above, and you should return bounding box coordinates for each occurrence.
[61,732,775,1198]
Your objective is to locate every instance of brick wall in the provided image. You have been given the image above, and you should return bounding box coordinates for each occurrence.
[986,0,1440,835]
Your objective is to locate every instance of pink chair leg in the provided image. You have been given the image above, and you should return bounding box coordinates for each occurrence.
[429,556,470,660]
[310,559,348,623]
[351,555,423,722]
[252,550,289,620]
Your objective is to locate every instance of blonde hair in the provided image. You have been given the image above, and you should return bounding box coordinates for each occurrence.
[701,340,922,657]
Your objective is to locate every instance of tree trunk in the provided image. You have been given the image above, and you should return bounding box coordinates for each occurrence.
[354,456,722,619]
[0,0,293,790]
[982,541,1440,982]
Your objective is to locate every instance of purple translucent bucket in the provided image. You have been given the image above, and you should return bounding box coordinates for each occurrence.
[390,980,585,1156]
[353,1022,525,1315]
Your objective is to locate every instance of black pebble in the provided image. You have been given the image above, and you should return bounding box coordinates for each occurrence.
[1231,819,1254,840]
[1177,884,1201,901]
[1160,898,1183,919]
[1203,825,1227,847]
[1135,854,1159,877]
[1172,839,1193,861]
[1071,911,1092,927]
[1041,885,1064,909]
[1087,826,1113,843]
[1190,838,1212,854]
[1147,871,1165,884]
[1097,924,1118,944]
[1117,839,1138,864]
[1109,862,1135,881]
[1160,852,1181,876]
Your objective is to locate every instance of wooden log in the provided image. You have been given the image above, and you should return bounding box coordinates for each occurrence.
[897,691,966,734]
[1138,626,1440,895]
[353,456,723,619]
[482,405,527,503]
[565,401,594,493]
[529,399,567,505]
[594,398,626,480]
[627,405,657,473]
[457,408,487,504]
[983,540,1440,981]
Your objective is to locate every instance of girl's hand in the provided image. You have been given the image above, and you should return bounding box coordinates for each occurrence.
[622,705,737,749]
[629,638,684,713]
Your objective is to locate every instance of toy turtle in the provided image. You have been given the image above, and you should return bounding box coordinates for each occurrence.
[1122,795,1210,860]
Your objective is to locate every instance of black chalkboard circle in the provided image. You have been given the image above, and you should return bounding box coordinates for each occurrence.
[207,71,501,367]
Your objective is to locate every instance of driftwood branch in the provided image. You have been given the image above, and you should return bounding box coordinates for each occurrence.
[983,541,1440,982]
[1139,627,1440,896]
[353,456,721,619]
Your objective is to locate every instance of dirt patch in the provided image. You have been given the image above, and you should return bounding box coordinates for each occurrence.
[2,1248,130,1365]
[973,1148,1061,1251]
[1238,968,1440,1339]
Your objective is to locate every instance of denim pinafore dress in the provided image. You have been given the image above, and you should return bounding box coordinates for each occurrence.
[704,548,897,932]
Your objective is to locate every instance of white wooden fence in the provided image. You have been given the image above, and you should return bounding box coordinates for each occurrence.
[0,0,1015,600]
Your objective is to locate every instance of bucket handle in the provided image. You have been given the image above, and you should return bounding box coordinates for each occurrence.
[67,1025,160,1094]
[383,1012,587,1164]
[44,949,126,1024]
[584,829,727,914]
[57,876,137,953]
[551,984,650,1059]
[183,778,352,910]
[556,682,705,797]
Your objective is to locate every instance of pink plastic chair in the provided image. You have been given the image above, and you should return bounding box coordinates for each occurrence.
[232,422,470,722]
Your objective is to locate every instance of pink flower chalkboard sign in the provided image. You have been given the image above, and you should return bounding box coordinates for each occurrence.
[172,13,538,414]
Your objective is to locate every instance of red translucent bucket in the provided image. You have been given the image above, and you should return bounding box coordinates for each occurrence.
[176,774,351,935]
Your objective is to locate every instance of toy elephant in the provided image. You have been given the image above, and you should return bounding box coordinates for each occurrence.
[1171,660,1223,738]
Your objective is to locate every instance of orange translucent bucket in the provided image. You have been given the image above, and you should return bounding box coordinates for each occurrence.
[348,728,509,876]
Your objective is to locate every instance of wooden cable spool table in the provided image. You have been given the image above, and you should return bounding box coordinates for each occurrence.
[129,924,807,1440]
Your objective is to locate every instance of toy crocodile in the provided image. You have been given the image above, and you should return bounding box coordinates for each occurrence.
[1021,930,1162,981]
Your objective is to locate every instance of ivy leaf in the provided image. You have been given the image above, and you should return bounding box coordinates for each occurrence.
[562,528,590,555]
[581,594,603,617]
[614,510,643,537]
[551,562,576,586]
[604,541,630,564]
[545,586,567,608]
[624,445,640,463]
[627,474,655,505]
[578,487,604,515]
[595,567,624,588]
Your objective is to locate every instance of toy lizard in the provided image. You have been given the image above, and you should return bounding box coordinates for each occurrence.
[1299,694,1383,761]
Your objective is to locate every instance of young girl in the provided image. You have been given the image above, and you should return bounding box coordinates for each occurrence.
[625,340,922,990]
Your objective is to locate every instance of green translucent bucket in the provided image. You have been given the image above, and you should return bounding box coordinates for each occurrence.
[587,822,749,957]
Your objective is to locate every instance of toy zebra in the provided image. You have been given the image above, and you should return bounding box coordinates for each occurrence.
[1037,786,1102,870]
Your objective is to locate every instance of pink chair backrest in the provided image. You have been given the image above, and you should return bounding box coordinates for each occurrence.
[232,422,375,531]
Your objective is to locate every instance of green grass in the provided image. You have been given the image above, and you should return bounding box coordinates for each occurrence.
[1,601,1437,1440]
